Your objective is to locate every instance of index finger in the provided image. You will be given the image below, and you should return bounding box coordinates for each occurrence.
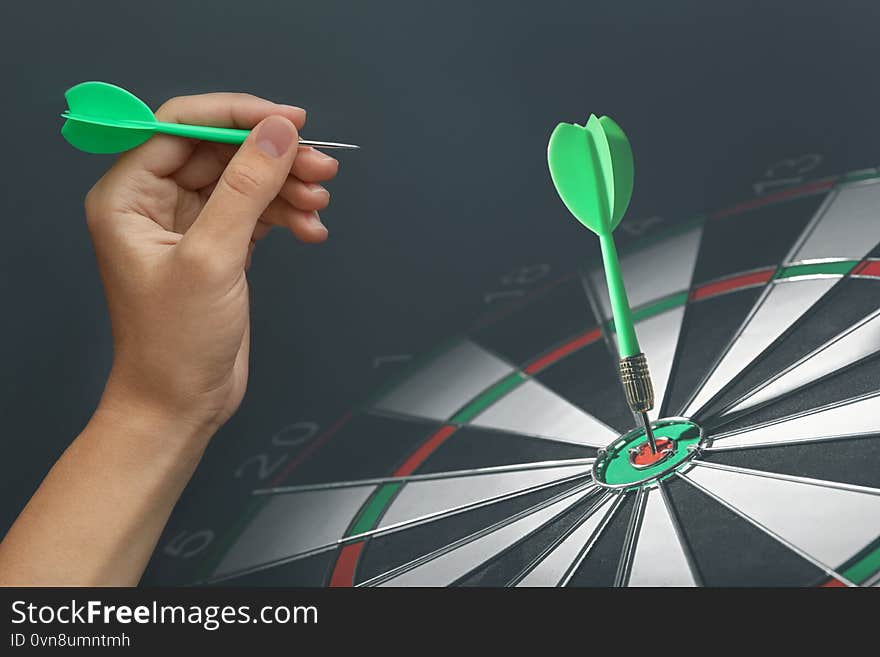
[115,92,307,177]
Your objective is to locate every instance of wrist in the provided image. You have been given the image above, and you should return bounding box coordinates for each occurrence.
[96,374,220,460]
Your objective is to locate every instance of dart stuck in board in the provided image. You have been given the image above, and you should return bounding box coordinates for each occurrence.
[547,114,658,452]
[60,81,359,154]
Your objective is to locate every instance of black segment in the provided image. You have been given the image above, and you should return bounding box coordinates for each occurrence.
[206,550,335,587]
[566,493,634,587]
[417,426,595,475]
[703,278,880,419]
[701,435,880,489]
[707,354,880,435]
[355,479,585,584]
[455,489,606,586]
[663,288,763,417]
[664,476,825,586]
[691,195,823,284]
[471,276,596,366]
[283,413,439,486]
[536,342,633,433]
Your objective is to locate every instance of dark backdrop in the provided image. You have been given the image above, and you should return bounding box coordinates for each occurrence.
[1,0,878,538]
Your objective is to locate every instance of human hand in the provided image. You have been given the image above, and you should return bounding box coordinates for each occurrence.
[85,93,339,439]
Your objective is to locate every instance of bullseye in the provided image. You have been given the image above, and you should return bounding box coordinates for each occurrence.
[592,417,709,490]
[629,438,675,469]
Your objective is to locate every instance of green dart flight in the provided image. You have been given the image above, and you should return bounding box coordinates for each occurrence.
[547,114,659,451]
[60,81,359,154]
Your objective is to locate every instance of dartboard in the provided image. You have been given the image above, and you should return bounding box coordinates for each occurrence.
[146,169,880,587]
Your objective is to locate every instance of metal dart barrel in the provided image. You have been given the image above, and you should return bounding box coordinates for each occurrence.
[619,352,658,452]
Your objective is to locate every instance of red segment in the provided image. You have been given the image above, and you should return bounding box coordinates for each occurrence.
[821,578,847,588]
[524,328,603,374]
[329,542,364,587]
[393,425,457,477]
[270,412,353,487]
[852,260,880,278]
[690,268,776,302]
[710,179,836,220]
[630,439,675,467]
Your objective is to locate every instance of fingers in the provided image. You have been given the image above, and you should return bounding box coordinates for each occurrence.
[177,144,338,190]
[262,198,329,243]
[280,177,330,211]
[291,147,339,182]
[172,142,236,191]
[181,115,300,263]
[116,93,307,178]
[176,143,331,212]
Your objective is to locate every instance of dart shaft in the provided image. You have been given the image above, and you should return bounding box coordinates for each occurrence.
[154,121,359,150]
[598,233,640,358]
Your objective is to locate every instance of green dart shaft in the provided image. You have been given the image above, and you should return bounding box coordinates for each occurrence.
[153,121,250,144]
[598,232,640,358]
[149,121,356,150]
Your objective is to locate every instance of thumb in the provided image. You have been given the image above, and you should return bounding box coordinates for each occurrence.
[183,115,298,261]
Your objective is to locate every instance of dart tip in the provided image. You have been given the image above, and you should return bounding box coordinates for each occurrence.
[640,411,658,454]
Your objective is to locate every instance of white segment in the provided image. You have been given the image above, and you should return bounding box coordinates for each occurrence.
[715,393,880,449]
[377,463,590,529]
[374,340,512,421]
[590,227,702,319]
[686,464,880,569]
[792,181,880,261]
[628,488,696,586]
[612,307,684,421]
[469,379,617,447]
[213,485,375,577]
[727,307,880,415]
[685,278,838,415]
[378,489,586,586]
[517,496,613,586]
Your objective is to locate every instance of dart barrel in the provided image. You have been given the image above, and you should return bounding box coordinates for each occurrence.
[619,352,655,414]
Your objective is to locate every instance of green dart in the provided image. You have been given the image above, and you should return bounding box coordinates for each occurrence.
[60,81,359,154]
[547,114,658,452]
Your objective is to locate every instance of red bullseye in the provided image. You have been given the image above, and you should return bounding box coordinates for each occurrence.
[629,438,675,469]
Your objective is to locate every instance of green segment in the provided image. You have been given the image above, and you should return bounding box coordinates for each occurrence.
[838,168,879,184]
[547,114,640,358]
[606,291,688,334]
[347,483,402,537]
[451,372,526,424]
[840,543,880,584]
[596,419,703,488]
[774,260,858,279]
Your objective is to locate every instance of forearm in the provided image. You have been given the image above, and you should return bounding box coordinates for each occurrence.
[0,391,214,586]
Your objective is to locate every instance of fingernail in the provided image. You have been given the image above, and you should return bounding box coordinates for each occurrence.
[255,116,295,158]
[307,183,329,196]
[282,104,306,117]
[310,211,328,231]
[317,150,338,163]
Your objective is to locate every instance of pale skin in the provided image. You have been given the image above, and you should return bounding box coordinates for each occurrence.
[0,93,339,586]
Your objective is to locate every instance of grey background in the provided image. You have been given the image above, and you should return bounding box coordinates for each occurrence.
[1,1,878,545]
